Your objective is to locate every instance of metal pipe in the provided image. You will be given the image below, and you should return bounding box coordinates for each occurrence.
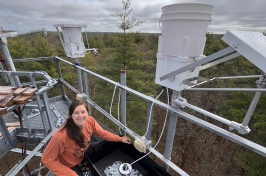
[242,74,266,127]
[54,27,66,52]
[0,28,46,39]
[56,58,66,98]
[82,69,92,115]
[10,148,42,157]
[184,102,231,125]
[185,75,261,89]
[13,57,54,62]
[217,75,261,79]
[120,70,127,136]
[42,91,55,130]
[0,40,21,86]
[145,95,154,140]
[163,112,178,171]
[149,147,189,176]
[200,52,241,70]
[163,91,180,171]
[74,58,83,92]
[186,87,266,92]
[242,92,262,127]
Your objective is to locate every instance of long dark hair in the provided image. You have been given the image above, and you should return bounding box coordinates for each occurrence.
[61,100,88,148]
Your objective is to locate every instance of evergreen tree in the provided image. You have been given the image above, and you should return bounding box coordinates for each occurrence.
[114,0,145,70]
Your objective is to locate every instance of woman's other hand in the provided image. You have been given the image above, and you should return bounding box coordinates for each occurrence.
[121,136,131,144]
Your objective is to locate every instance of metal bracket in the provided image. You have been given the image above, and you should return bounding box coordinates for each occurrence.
[50,105,65,128]
[183,77,209,86]
[229,121,251,134]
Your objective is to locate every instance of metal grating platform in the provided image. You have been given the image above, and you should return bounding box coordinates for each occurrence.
[2,96,70,132]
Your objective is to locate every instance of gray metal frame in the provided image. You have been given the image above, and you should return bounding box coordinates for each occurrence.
[55,56,266,174]
[1,54,265,176]
[0,29,265,176]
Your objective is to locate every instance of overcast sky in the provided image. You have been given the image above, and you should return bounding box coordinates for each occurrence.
[0,0,265,34]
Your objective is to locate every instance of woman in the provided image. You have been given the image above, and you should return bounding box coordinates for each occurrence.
[41,100,131,176]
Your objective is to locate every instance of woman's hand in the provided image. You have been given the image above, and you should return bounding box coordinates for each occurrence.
[121,136,131,144]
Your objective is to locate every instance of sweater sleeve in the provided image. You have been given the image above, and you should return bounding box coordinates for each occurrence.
[41,137,77,176]
[91,118,123,142]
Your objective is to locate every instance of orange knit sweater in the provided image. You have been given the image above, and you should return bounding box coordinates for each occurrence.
[41,116,123,176]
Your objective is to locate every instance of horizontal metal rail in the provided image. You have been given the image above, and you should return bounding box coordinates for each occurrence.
[0,29,46,39]
[10,148,42,157]
[149,147,189,176]
[13,57,55,62]
[186,87,266,92]
[184,75,262,90]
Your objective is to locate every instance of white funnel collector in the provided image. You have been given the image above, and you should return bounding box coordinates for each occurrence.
[160,3,213,57]
[155,3,213,91]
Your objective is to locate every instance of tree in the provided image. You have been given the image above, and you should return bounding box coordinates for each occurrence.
[114,0,145,70]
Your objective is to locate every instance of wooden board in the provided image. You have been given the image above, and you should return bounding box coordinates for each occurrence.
[0,107,8,116]
[22,87,38,96]
[0,86,38,116]
[13,95,32,104]
[0,86,15,95]
[5,122,20,127]
[13,87,28,96]
[0,95,14,107]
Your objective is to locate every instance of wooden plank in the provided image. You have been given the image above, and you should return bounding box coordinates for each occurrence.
[5,122,20,127]
[0,95,14,107]
[0,86,38,112]
[0,107,8,116]
[0,86,15,95]
[13,95,32,104]
[13,87,28,96]
[22,87,38,96]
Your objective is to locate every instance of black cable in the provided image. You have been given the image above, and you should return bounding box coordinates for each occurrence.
[13,106,32,176]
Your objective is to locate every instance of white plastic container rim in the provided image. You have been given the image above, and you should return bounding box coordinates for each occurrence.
[162,3,214,14]
[160,12,212,21]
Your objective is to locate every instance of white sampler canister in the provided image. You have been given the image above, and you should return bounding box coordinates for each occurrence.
[160,3,213,57]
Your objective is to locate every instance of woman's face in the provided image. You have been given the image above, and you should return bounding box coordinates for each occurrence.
[71,105,88,128]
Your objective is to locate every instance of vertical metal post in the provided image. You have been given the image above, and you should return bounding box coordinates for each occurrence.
[42,91,55,130]
[163,112,178,170]
[242,73,265,127]
[120,70,127,136]
[0,116,14,148]
[23,108,33,136]
[55,58,66,99]
[0,63,8,83]
[74,58,83,92]
[82,69,92,115]
[145,96,154,140]
[7,72,16,87]
[35,95,50,134]
[163,91,180,170]
[0,38,21,86]
[242,92,262,127]
[29,73,50,134]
